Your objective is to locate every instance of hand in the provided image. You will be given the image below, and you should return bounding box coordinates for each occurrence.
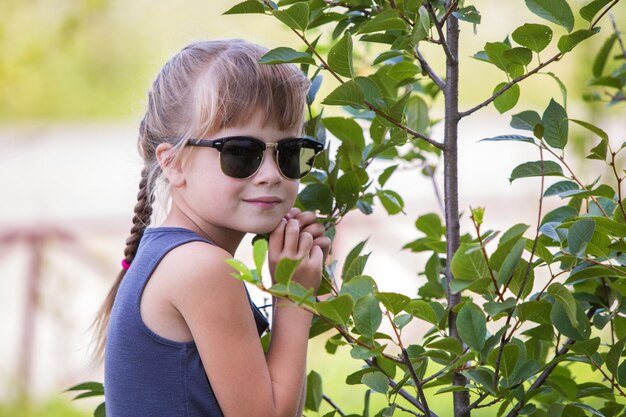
[283,208,331,262]
[268,217,323,292]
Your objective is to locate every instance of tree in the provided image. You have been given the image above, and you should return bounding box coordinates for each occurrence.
[71,0,626,416]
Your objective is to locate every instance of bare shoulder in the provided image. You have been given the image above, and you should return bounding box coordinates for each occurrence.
[157,241,244,306]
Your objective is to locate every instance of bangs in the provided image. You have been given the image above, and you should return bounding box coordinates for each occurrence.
[191,41,310,137]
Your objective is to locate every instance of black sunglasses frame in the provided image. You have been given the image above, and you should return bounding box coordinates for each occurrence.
[186,135,324,180]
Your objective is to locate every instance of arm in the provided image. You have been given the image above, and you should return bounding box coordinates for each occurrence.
[168,218,322,417]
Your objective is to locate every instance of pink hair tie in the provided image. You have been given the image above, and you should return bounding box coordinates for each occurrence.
[121,259,131,271]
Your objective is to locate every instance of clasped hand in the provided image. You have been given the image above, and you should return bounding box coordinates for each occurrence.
[268,208,330,292]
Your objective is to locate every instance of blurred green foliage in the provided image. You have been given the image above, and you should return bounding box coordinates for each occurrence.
[0,397,90,417]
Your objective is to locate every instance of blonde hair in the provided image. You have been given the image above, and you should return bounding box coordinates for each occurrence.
[94,39,310,358]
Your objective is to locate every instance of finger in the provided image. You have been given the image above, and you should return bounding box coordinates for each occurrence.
[309,244,323,266]
[313,236,331,260]
[268,218,287,257]
[283,219,301,257]
[284,207,301,221]
[294,211,317,229]
[297,232,314,258]
[301,222,325,239]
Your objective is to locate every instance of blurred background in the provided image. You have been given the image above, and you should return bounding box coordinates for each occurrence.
[1,0,625,415]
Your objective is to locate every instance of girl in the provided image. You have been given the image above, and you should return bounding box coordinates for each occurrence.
[95,39,330,417]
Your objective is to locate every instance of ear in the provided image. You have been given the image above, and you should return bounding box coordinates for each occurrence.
[156,143,186,187]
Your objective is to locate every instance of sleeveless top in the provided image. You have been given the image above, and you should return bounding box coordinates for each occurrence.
[104,227,269,417]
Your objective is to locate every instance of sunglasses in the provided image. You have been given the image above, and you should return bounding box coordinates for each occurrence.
[186,136,324,180]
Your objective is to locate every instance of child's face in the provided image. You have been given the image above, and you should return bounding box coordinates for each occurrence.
[179,115,301,236]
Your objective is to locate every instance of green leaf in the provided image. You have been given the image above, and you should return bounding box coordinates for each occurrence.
[480,134,535,144]
[509,160,564,183]
[457,302,487,351]
[223,0,266,15]
[542,99,568,149]
[259,47,315,65]
[516,300,552,324]
[606,337,626,375]
[550,299,591,341]
[544,180,579,197]
[580,0,613,22]
[274,258,301,284]
[483,298,517,317]
[512,23,553,53]
[324,117,365,150]
[340,275,377,301]
[305,371,323,411]
[416,213,445,238]
[362,371,389,393]
[567,336,600,356]
[547,282,578,326]
[451,243,491,281]
[494,83,521,113]
[299,184,334,215]
[376,292,410,315]
[452,6,481,24]
[388,61,421,80]
[503,47,533,66]
[566,265,626,284]
[593,34,618,77]
[568,403,607,417]
[335,171,361,208]
[407,300,439,325]
[378,164,398,188]
[272,2,309,31]
[357,9,406,34]
[567,217,595,257]
[225,258,258,284]
[322,80,365,107]
[328,32,354,78]
[525,0,574,32]
[354,294,382,339]
[315,295,354,326]
[511,110,542,131]
[498,238,526,286]
[343,254,370,283]
[558,28,599,53]
[94,403,106,417]
[253,238,267,273]
[463,367,497,395]
[484,42,522,77]
[377,189,404,215]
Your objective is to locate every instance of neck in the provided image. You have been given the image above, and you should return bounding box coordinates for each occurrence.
[163,200,245,256]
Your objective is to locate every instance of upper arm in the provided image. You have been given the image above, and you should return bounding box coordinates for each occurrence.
[164,243,276,417]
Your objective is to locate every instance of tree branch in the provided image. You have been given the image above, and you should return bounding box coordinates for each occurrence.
[459,53,563,118]
[323,394,347,417]
[401,348,434,417]
[425,1,455,63]
[413,47,446,90]
[470,209,504,301]
[591,0,622,30]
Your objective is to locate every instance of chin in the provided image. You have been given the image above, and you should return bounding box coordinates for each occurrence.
[249,219,283,235]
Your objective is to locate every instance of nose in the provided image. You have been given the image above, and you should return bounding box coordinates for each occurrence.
[252,147,283,185]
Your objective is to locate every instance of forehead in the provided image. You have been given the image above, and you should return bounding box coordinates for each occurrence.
[208,111,301,141]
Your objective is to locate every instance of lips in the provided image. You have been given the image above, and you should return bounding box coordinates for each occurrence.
[243,196,283,208]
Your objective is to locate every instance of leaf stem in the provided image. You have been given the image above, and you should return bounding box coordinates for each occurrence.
[459,53,563,118]
[323,394,348,417]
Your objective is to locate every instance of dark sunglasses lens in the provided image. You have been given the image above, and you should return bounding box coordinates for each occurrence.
[277,140,318,179]
[220,138,264,178]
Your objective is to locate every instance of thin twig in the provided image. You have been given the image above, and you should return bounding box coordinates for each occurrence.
[459,53,563,118]
[388,0,414,27]
[400,349,434,417]
[591,0,622,30]
[425,1,455,63]
[323,394,347,417]
[439,0,458,26]
[610,12,626,58]
[413,47,446,90]
[395,403,423,416]
[469,209,503,301]
[611,150,626,220]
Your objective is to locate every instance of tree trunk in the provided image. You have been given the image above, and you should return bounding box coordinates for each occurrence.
[443,3,470,417]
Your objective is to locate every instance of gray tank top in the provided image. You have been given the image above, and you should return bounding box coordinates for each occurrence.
[104,227,269,417]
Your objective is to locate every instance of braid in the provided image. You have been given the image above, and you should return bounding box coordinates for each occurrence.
[123,165,155,266]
